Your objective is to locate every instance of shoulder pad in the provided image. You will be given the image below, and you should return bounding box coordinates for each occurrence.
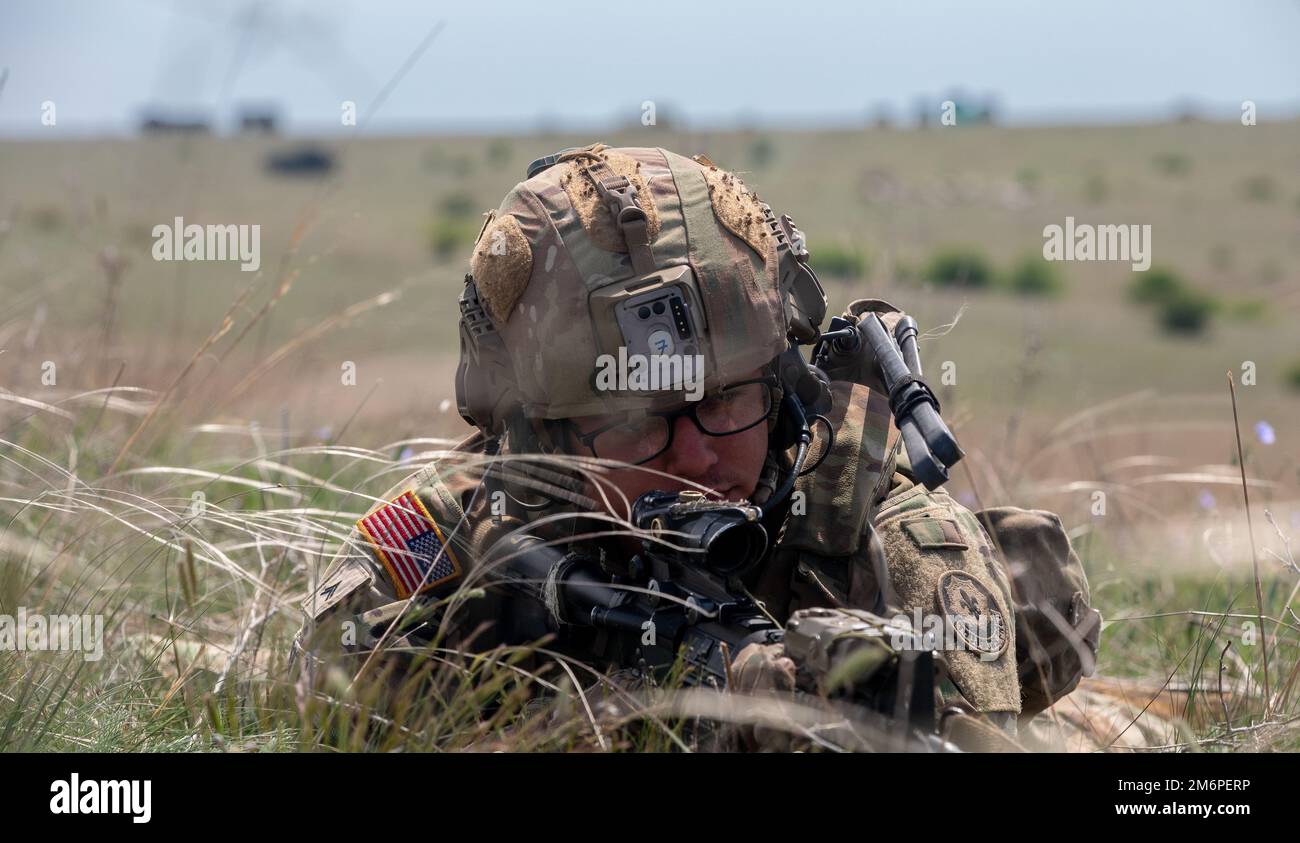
[778,379,900,557]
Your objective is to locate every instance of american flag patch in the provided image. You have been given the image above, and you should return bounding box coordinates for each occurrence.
[356,491,462,599]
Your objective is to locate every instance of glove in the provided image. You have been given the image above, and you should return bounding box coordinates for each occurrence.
[730,642,797,693]
[725,642,798,751]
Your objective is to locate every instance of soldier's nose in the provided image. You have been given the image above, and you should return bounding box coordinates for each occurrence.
[662,414,719,483]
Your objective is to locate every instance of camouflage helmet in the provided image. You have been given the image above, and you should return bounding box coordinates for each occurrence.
[456,143,827,439]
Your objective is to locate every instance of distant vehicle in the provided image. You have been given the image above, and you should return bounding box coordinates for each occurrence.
[238,109,279,135]
[265,145,336,176]
[139,111,212,135]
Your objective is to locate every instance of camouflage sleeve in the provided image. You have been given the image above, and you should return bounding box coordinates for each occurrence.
[778,377,897,557]
[754,374,897,619]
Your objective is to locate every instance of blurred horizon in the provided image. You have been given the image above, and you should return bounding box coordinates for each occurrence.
[2,0,1299,138]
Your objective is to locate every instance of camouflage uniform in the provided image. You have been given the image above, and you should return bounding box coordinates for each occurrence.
[295,145,1101,747]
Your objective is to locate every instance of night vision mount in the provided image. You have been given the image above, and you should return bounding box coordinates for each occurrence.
[813,312,963,490]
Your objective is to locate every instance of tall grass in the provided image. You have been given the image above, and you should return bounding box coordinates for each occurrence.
[4,352,1296,752]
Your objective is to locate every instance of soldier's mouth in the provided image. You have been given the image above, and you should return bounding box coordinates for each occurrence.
[699,483,744,502]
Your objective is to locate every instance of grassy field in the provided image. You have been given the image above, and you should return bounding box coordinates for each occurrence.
[1,121,1298,750]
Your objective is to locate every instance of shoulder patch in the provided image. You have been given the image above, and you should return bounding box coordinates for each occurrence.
[902,516,969,550]
[356,491,463,599]
[936,570,1009,659]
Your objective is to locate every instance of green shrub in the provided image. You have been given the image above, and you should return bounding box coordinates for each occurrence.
[485,138,512,166]
[1127,266,1218,335]
[1128,267,1184,304]
[1152,152,1191,177]
[1227,299,1266,321]
[748,136,776,169]
[1083,172,1109,203]
[439,192,477,218]
[424,148,476,177]
[428,218,479,261]
[28,205,64,232]
[812,242,869,279]
[1158,289,1216,335]
[923,247,994,289]
[1007,256,1064,297]
[1241,175,1276,202]
[1286,360,1300,392]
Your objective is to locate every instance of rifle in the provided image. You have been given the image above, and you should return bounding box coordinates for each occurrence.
[478,490,956,751]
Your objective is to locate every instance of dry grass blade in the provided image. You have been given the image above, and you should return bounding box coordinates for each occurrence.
[1227,371,1270,717]
[106,294,250,476]
[224,288,404,401]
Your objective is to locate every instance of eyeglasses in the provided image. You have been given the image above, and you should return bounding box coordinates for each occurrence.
[566,377,777,466]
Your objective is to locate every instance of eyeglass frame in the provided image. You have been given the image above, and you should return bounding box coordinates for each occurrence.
[562,375,779,466]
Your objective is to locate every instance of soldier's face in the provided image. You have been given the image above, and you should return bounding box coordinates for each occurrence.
[563,369,771,516]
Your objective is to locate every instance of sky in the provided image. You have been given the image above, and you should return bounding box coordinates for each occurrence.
[1,0,1298,136]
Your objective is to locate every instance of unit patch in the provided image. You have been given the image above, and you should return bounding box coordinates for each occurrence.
[935,569,1009,658]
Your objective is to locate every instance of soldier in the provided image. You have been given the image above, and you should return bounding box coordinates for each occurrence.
[294,143,1101,750]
